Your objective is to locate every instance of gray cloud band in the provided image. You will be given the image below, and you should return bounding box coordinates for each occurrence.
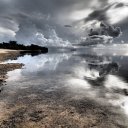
[0,0,127,45]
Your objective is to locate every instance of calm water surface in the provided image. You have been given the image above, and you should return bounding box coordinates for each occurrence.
[1,47,128,127]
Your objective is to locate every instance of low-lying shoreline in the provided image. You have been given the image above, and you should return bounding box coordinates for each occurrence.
[0,49,20,62]
[0,49,24,83]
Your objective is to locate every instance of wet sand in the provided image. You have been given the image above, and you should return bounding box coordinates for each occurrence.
[0,49,24,84]
[0,50,128,128]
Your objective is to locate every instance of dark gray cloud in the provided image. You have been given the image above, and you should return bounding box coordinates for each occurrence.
[115,3,125,8]
[0,0,128,46]
[82,3,123,25]
[1,0,90,45]
[84,4,114,23]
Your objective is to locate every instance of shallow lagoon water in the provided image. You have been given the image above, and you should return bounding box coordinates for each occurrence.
[1,46,128,127]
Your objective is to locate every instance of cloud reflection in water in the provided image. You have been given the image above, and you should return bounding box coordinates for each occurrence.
[67,53,128,117]
[4,49,128,119]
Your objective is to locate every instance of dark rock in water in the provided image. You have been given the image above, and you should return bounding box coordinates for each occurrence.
[123,89,128,96]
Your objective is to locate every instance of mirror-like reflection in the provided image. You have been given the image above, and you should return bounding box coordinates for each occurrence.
[1,47,128,127]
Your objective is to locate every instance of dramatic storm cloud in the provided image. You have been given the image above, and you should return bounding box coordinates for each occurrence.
[0,0,128,46]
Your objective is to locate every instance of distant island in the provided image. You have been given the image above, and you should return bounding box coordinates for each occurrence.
[0,41,48,53]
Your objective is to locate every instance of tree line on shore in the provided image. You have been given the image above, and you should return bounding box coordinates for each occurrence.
[0,41,48,53]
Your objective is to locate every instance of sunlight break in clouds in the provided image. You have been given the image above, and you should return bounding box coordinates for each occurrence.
[70,9,93,21]
[108,0,128,4]
[107,6,128,24]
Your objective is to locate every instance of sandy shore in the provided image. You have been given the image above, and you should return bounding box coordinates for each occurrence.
[0,49,18,53]
[0,49,20,62]
[0,49,24,83]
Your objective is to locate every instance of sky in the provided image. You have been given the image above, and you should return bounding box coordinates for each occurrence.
[0,0,128,46]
